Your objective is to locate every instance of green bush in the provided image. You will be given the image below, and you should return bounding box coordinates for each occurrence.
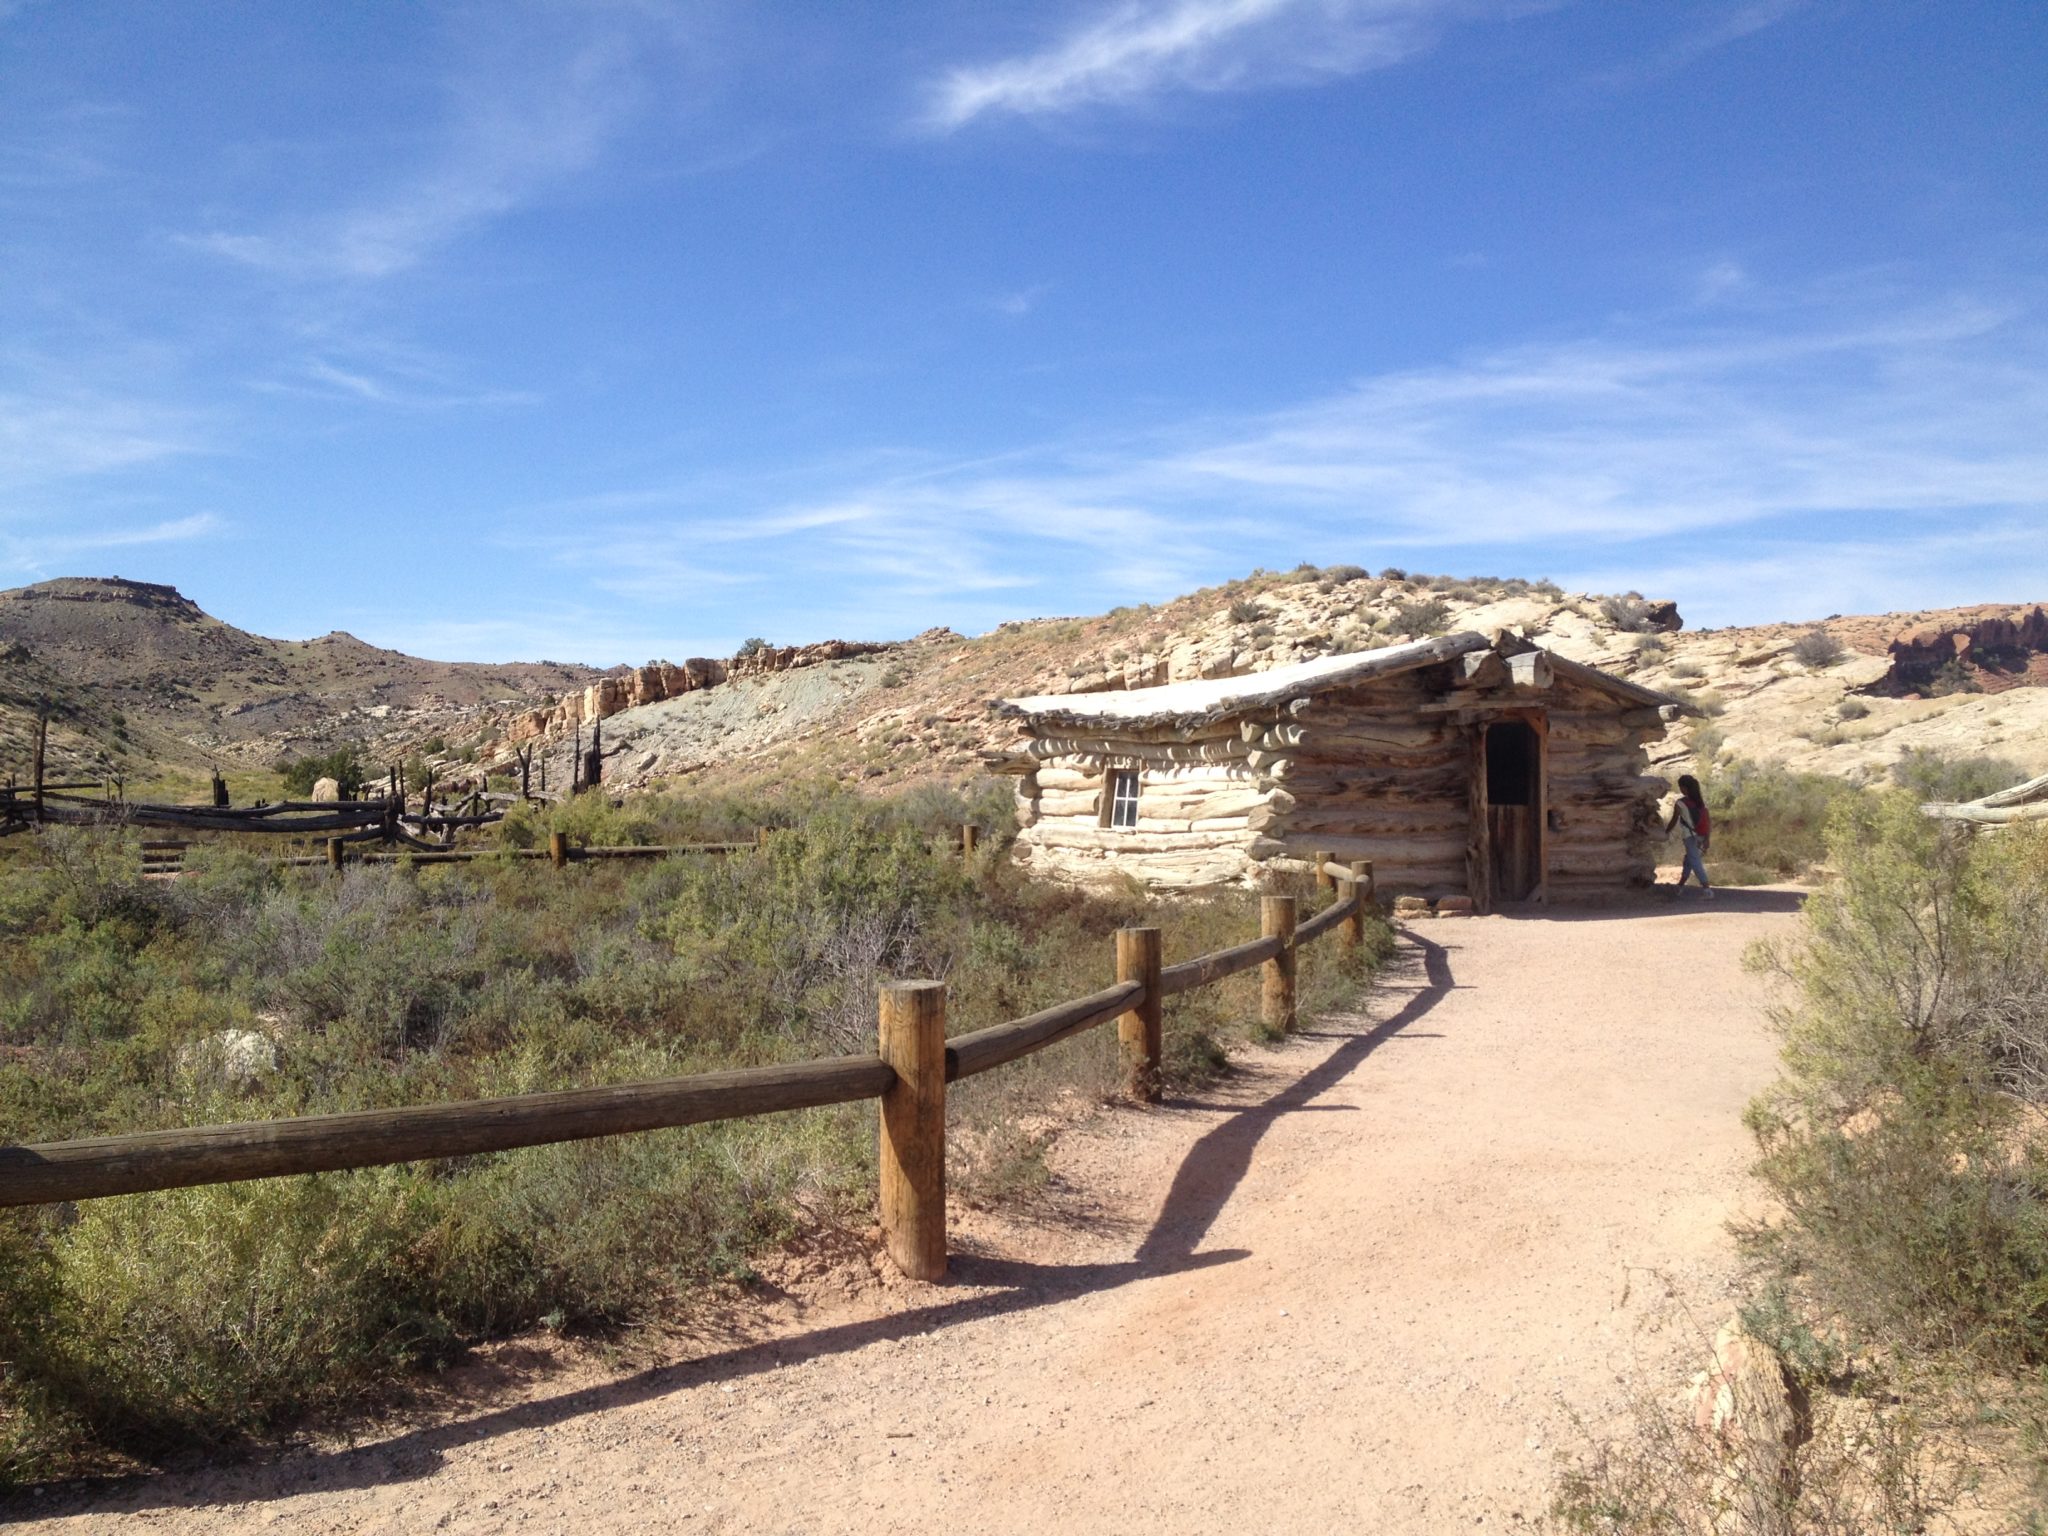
[1392,597,1450,637]
[0,789,1391,1480]
[1791,627,1845,668]
[1697,758,1861,883]
[1747,801,2048,1368]
[274,745,366,799]
[1889,746,2024,805]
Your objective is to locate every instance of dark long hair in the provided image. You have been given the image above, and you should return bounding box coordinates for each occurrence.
[1677,773,1704,805]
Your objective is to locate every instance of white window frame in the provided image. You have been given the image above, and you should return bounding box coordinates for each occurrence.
[1106,768,1141,830]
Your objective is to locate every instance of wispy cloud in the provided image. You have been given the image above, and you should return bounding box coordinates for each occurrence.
[255,357,539,410]
[0,512,221,579]
[180,6,688,281]
[0,385,202,493]
[1593,0,1807,87]
[922,0,1529,132]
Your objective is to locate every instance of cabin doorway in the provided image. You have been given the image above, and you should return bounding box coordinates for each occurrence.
[1484,719,1543,902]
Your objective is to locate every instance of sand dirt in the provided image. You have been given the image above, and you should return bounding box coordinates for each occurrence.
[7,888,1802,1534]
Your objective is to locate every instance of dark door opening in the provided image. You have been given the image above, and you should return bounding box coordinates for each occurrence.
[1484,719,1542,902]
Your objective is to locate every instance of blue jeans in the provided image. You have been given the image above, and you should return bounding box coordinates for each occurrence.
[1678,835,1711,889]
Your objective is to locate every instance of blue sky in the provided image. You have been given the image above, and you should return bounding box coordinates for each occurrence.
[3,0,2043,663]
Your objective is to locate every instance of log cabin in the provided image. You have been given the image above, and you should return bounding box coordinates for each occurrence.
[989,630,1696,909]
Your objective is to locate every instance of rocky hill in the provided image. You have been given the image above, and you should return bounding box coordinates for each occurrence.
[498,567,2048,801]
[0,577,598,794]
[4,570,2042,805]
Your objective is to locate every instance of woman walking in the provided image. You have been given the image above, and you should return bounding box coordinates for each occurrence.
[1666,774,1713,897]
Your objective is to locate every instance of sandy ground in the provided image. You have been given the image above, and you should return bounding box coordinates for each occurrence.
[6,887,1803,1535]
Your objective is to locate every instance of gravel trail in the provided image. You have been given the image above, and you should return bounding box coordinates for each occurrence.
[9,889,1800,1535]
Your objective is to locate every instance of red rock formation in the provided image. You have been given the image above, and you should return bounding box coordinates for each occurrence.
[1880,604,2048,695]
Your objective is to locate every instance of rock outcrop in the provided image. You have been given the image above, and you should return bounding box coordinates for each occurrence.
[1881,604,2048,695]
[504,642,892,744]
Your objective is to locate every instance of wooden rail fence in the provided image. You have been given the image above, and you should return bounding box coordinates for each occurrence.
[0,854,1376,1282]
[129,824,985,877]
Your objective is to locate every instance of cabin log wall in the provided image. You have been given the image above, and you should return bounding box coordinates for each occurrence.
[1005,646,1672,898]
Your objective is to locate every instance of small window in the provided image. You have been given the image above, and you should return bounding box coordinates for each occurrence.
[1107,769,1141,829]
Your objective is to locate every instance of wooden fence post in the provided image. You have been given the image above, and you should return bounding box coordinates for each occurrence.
[549,831,568,870]
[960,822,979,859]
[1342,859,1372,952]
[878,979,947,1281]
[1261,894,1296,1037]
[1315,850,1334,894]
[1116,927,1163,1103]
[326,837,344,872]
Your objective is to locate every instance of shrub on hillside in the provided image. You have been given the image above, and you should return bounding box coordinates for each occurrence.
[1226,597,1266,624]
[1598,593,1656,632]
[1392,597,1450,637]
[1791,627,1846,669]
[1890,746,2023,805]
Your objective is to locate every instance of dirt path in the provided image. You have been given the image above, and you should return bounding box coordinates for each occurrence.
[9,890,1802,1535]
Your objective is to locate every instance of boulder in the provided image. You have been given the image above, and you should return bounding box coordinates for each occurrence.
[310,777,340,802]
[177,1028,278,1088]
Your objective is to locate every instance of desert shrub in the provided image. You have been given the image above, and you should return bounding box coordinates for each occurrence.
[1791,627,1845,669]
[1531,578,1563,598]
[1320,563,1368,585]
[0,792,1391,1479]
[878,665,908,689]
[1697,758,1861,883]
[1599,593,1656,632]
[1664,686,1725,719]
[1668,658,1704,679]
[1837,697,1871,721]
[1632,633,1666,658]
[1889,746,2024,805]
[1226,597,1265,624]
[735,637,770,658]
[1553,1363,1964,1535]
[1929,657,1981,696]
[1378,566,1407,582]
[275,745,366,799]
[1747,802,2048,1367]
[1391,597,1450,637]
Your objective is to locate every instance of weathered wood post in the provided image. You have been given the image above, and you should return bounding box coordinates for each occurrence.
[326,837,344,872]
[210,767,229,808]
[1116,926,1164,1102]
[878,979,947,1281]
[960,822,979,859]
[1315,850,1334,894]
[548,831,569,870]
[1261,894,1296,1037]
[1341,859,1373,953]
[31,701,47,824]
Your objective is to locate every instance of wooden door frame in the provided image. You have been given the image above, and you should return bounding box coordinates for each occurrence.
[1466,709,1549,912]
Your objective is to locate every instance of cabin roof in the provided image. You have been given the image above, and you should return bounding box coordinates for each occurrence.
[996,630,1694,732]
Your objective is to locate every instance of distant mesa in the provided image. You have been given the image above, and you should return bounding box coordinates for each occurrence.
[0,575,205,618]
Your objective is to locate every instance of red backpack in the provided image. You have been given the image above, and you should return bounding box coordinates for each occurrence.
[1687,797,1711,849]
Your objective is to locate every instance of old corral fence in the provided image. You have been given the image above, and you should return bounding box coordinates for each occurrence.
[132,826,989,877]
[0,856,1375,1282]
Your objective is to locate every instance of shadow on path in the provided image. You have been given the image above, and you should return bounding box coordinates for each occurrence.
[10,935,1456,1519]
